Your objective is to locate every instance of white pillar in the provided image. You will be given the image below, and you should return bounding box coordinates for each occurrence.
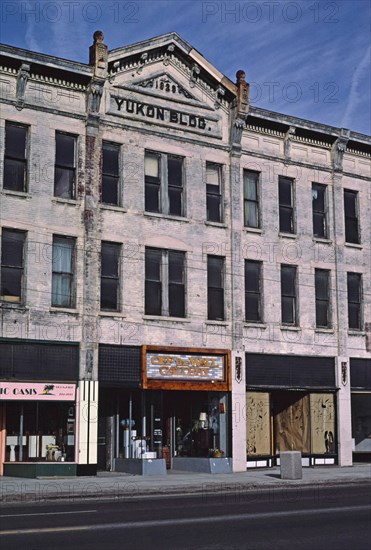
[335,357,353,466]
[231,350,246,472]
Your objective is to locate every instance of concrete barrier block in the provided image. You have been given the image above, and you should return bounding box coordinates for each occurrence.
[280,451,302,480]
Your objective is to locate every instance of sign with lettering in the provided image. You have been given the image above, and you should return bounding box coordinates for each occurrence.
[109,95,220,136]
[146,353,224,381]
[0,382,76,401]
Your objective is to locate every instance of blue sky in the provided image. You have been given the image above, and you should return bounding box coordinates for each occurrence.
[1,0,370,135]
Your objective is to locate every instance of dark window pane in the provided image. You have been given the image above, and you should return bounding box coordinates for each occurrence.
[52,274,72,307]
[4,159,26,192]
[1,267,22,302]
[344,191,357,217]
[315,270,329,299]
[279,206,293,233]
[145,281,161,315]
[101,176,118,205]
[244,202,259,228]
[345,219,359,244]
[100,279,118,310]
[208,288,224,320]
[168,157,182,187]
[344,190,360,243]
[56,133,75,167]
[313,212,326,238]
[145,182,160,212]
[281,266,296,295]
[348,303,361,330]
[52,237,75,308]
[207,194,221,222]
[101,244,120,277]
[208,256,223,288]
[316,301,329,327]
[169,283,185,317]
[279,178,292,206]
[245,262,260,292]
[282,296,295,324]
[246,295,260,321]
[54,167,74,198]
[1,230,24,267]
[145,249,161,280]
[102,144,119,176]
[347,273,361,301]
[169,252,184,283]
[168,187,182,215]
[5,124,26,159]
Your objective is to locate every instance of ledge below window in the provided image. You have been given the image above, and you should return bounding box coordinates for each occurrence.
[49,307,79,315]
[244,322,267,329]
[52,197,81,206]
[279,232,297,239]
[0,302,28,311]
[280,325,301,331]
[313,237,332,245]
[344,242,362,250]
[204,221,228,228]
[144,212,190,223]
[100,204,127,213]
[314,328,335,334]
[204,320,229,326]
[243,227,262,235]
[143,315,190,323]
[100,311,126,318]
[348,330,366,336]
[1,189,31,199]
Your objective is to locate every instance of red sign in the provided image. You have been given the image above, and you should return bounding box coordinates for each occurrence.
[0,382,76,401]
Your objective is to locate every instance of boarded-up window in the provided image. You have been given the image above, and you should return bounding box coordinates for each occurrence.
[246,392,270,456]
[273,392,310,453]
[310,393,335,454]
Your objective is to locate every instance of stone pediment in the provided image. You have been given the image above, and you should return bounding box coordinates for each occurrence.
[131,72,198,101]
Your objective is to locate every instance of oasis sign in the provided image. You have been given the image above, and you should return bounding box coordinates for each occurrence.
[146,352,224,381]
[111,96,213,131]
[0,382,76,401]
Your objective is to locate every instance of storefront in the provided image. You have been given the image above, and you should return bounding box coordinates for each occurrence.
[350,358,371,462]
[246,353,337,467]
[0,341,79,477]
[98,345,231,474]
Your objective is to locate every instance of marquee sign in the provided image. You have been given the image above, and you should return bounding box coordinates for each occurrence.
[0,382,76,401]
[146,352,225,381]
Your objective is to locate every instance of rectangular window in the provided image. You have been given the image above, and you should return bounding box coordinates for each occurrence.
[100,242,121,311]
[344,190,360,244]
[315,269,331,328]
[281,265,298,325]
[279,176,295,233]
[206,163,222,222]
[207,255,225,321]
[312,183,328,238]
[245,260,262,322]
[3,122,28,192]
[54,132,76,199]
[52,236,75,308]
[1,229,26,303]
[101,142,120,205]
[145,151,184,216]
[145,248,185,317]
[244,170,260,228]
[347,273,362,330]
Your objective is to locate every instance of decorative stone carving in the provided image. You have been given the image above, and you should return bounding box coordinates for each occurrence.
[163,44,175,66]
[332,128,350,171]
[284,126,296,159]
[134,72,195,99]
[87,80,104,113]
[190,63,200,88]
[89,30,108,77]
[214,86,225,110]
[231,69,250,148]
[136,52,148,74]
[16,63,30,110]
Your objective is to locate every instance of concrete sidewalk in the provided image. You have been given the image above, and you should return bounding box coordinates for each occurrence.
[1,464,370,504]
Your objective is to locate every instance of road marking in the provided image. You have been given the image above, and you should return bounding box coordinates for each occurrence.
[1,504,370,535]
[0,510,97,518]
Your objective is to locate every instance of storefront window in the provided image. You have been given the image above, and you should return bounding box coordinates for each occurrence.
[5,402,75,462]
[310,393,335,454]
[246,392,270,456]
[351,394,371,453]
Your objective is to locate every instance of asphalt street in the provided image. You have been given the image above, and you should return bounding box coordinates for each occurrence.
[0,483,370,549]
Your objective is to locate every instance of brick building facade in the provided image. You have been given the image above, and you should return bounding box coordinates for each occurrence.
[0,32,370,476]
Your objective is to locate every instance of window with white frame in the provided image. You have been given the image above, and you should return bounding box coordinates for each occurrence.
[144,151,184,216]
[244,170,260,228]
[206,163,223,222]
[52,236,76,308]
[145,248,185,317]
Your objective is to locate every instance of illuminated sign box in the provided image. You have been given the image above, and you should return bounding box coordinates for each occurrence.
[146,352,225,381]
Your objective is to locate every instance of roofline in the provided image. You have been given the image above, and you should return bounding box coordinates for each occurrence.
[0,43,92,75]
